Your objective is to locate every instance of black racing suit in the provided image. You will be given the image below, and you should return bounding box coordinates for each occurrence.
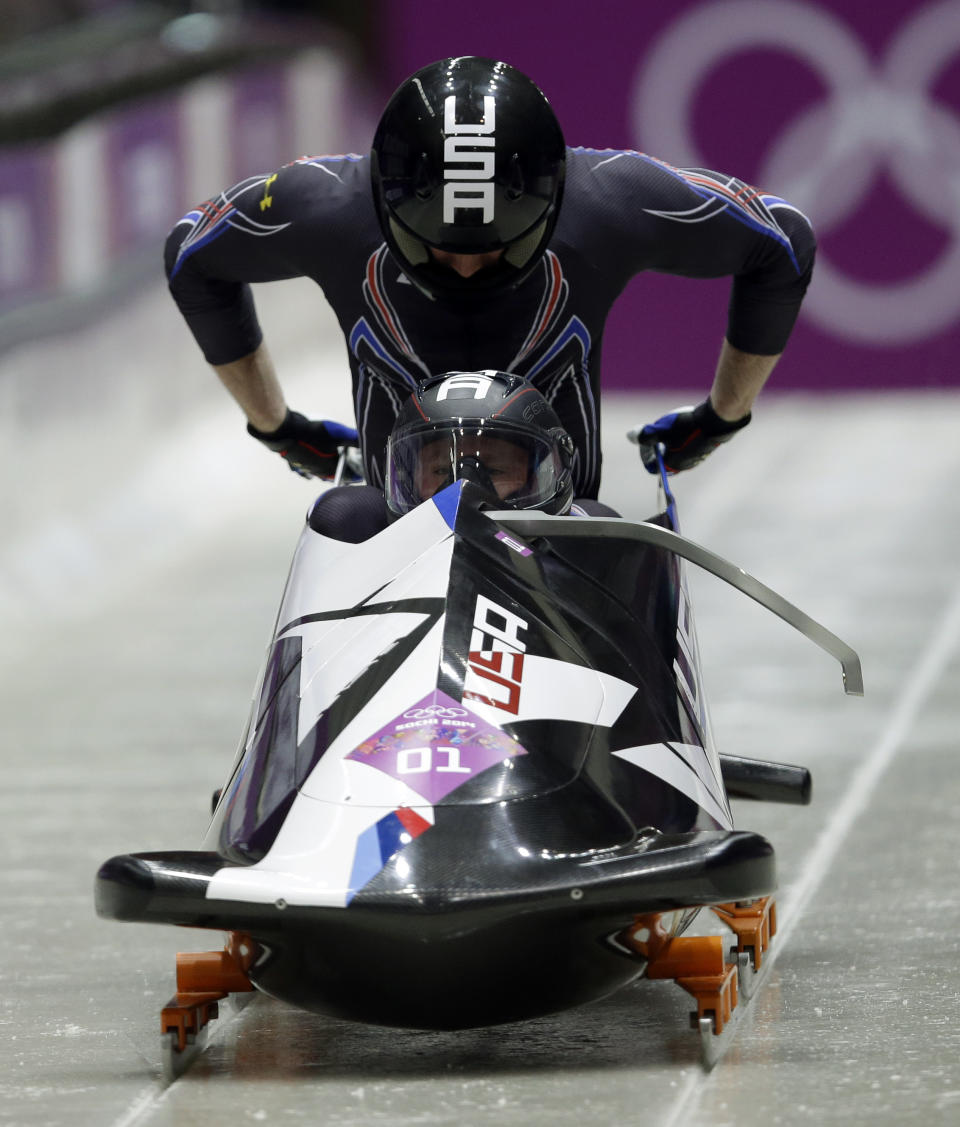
[165,147,815,498]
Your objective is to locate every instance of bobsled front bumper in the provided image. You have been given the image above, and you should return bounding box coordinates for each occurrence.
[96,830,774,1030]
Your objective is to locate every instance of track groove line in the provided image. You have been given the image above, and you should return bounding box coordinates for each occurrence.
[663,576,960,1127]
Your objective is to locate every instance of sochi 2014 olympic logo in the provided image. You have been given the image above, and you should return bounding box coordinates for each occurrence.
[632,0,960,345]
[403,704,469,719]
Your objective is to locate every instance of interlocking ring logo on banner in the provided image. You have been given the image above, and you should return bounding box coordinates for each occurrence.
[632,0,960,345]
[403,705,469,720]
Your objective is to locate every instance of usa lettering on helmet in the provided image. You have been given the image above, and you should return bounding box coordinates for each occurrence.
[443,94,496,224]
[436,373,496,400]
[444,95,496,136]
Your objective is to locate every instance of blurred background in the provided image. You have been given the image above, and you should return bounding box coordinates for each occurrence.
[4,0,960,384]
[0,0,377,352]
[4,0,960,386]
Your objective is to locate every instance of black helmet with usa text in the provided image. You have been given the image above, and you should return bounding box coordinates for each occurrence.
[371,57,566,301]
[386,371,575,516]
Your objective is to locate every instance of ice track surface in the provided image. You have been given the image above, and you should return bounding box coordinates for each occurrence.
[2,288,959,1126]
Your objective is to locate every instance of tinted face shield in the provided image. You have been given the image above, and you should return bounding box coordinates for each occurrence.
[385,214,557,303]
[386,423,566,516]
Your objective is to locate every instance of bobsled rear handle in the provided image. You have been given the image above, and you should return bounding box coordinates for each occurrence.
[719,754,812,805]
[332,428,363,488]
[486,512,864,697]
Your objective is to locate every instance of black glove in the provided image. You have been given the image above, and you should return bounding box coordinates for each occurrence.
[247,410,356,480]
[633,398,750,474]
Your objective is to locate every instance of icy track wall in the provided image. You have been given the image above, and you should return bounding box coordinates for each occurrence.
[382,0,960,390]
[0,46,369,625]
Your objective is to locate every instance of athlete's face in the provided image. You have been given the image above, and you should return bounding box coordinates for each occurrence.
[416,435,530,500]
[428,248,505,278]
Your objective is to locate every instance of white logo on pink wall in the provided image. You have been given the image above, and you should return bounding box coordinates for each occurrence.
[633,0,960,345]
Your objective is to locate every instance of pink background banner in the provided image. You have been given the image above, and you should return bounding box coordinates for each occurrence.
[105,97,184,260]
[380,0,960,390]
[0,49,373,341]
[0,148,57,304]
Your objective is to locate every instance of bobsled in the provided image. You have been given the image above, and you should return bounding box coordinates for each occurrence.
[95,450,862,1076]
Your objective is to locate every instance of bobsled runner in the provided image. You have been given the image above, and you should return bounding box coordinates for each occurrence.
[95,446,861,1079]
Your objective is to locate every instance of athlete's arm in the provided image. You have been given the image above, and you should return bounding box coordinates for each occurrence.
[610,153,810,470]
[590,151,816,357]
[213,342,287,431]
[633,315,783,475]
[212,342,351,479]
[164,165,315,367]
[709,339,779,421]
[164,164,362,478]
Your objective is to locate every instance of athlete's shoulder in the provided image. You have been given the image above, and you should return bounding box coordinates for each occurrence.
[167,151,379,283]
[564,145,813,253]
[251,152,381,254]
[265,152,371,210]
[284,151,369,179]
[556,147,679,247]
[565,146,696,200]
[566,145,661,170]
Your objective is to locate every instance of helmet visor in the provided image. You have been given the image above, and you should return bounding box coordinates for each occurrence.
[386,423,564,516]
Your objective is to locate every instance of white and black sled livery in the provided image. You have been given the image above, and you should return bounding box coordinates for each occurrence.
[96,443,861,1073]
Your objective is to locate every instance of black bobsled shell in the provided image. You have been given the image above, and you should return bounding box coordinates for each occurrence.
[95,828,773,1029]
[206,484,719,869]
